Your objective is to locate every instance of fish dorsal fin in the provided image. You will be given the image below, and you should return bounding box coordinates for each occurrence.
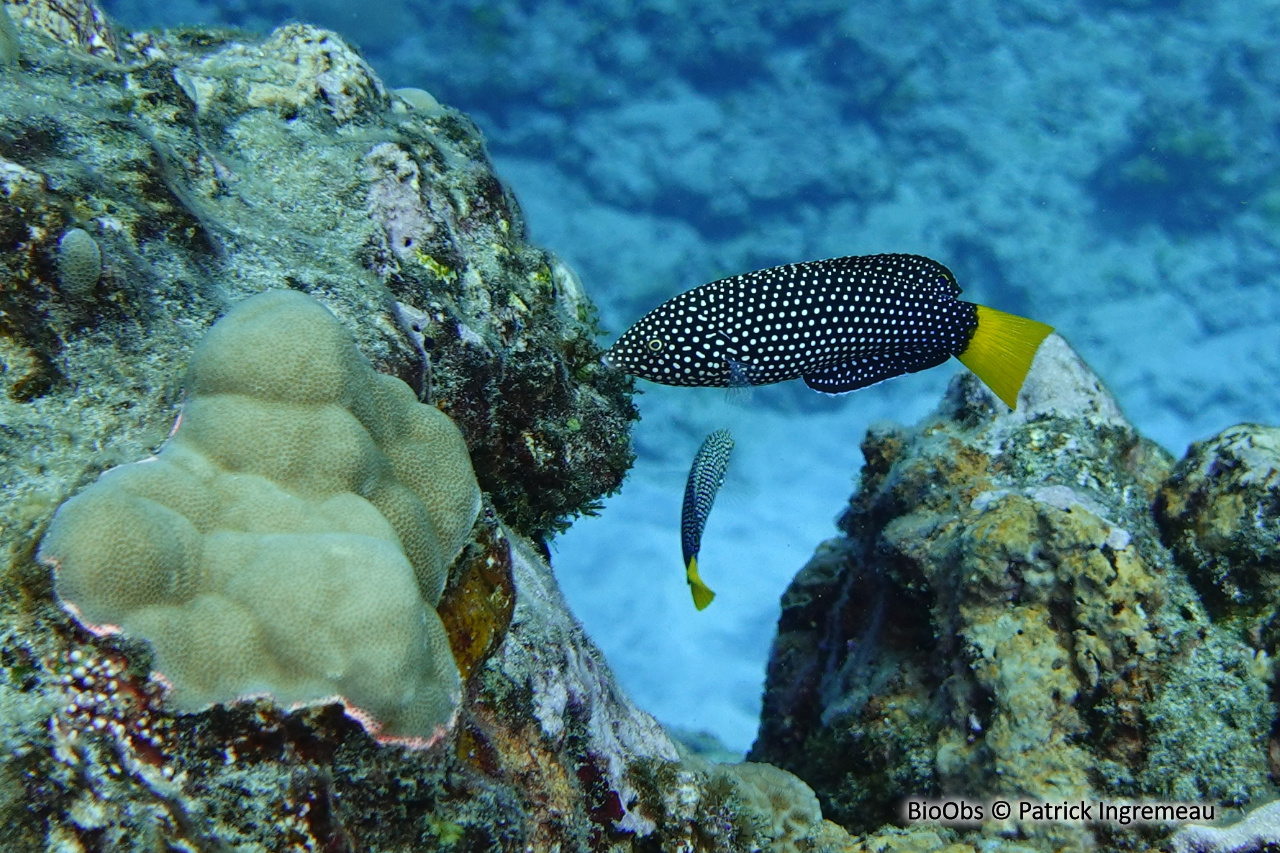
[956,305,1054,409]
[802,350,951,395]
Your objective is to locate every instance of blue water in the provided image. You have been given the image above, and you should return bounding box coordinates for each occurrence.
[101,0,1280,754]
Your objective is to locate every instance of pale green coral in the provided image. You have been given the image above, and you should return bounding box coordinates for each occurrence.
[39,290,481,741]
[714,762,853,853]
[55,227,101,300]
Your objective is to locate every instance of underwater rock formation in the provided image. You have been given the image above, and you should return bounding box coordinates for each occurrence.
[0,3,856,851]
[1172,799,1280,853]
[752,335,1280,850]
[0,0,634,543]
[1157,424,1280,617]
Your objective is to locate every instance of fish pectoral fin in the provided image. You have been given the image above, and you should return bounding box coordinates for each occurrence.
[726,357,770,388]
[686,557,716,610]
[803,350,950,395]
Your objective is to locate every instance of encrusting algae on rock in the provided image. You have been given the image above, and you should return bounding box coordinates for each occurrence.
[1156,424,1280,615]
[0,0,634,545]
[751,334,1280,851]
[11,2,1280,851]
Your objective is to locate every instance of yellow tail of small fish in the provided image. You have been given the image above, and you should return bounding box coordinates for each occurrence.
[686,557,716,610]
[956,305,1054,409]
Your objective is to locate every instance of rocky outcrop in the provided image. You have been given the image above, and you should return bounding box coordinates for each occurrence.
[752,336,1280,851]
[0,1,633,545]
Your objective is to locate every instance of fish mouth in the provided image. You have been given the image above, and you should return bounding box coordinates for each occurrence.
[600,351,617,369]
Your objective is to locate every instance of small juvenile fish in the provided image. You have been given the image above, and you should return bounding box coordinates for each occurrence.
[604,254,1053,409]
[682,429,734,610]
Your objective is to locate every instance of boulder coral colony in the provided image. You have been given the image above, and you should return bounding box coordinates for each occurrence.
[39,290,482,744]
[1,1,1280,852]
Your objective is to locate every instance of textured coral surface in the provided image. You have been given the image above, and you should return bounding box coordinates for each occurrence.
[1157,424,1280,616]
[7,2,1280,851]
[39,290,480,741]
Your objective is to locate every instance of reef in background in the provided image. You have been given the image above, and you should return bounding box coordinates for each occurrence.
[752,334,1280,851]
[0,3,856,851]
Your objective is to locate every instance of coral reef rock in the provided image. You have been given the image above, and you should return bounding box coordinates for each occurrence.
[0,6,849,852]
[0,0,634,545]
[752,335,1280,851]
[1172,800,1280,853]
[1157,424,1280,617]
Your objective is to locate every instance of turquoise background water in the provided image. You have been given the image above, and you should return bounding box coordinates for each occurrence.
[99,0,1280,754]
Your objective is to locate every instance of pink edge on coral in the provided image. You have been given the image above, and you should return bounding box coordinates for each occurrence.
[148,669,176,693]
[57,595,462,749]
[355,699,460,750]
[58,600,124,637]
[238,694,461,750]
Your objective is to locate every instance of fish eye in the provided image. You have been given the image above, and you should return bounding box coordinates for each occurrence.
[647,338,664,352]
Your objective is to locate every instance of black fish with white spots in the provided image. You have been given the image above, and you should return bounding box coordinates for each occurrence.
[681,428,733,611]
[604,254,1053,409]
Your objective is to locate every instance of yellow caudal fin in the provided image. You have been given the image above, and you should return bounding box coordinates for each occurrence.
[956,305,1054,410]
[686,557,716,610]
